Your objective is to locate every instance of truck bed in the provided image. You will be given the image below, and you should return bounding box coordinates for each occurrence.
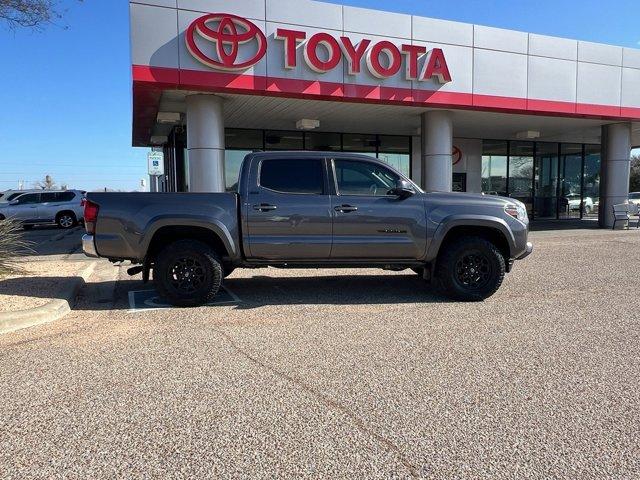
[88,192,239,261]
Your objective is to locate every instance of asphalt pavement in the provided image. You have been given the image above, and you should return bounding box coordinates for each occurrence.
[1,228,639,478]
[17,225,84,258]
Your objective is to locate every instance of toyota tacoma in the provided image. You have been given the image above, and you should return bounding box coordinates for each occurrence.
[82,152,532,306]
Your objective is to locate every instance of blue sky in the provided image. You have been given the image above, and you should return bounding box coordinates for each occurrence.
[1,0,639,191]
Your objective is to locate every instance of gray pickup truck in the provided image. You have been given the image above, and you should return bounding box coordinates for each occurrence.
[83,152,532,306]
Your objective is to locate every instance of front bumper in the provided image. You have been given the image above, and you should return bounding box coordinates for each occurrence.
[82,234,98,258]
[517,241,534,260]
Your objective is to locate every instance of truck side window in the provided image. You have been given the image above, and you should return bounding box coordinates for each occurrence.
[260,159,324,194]
[334,159,399,196]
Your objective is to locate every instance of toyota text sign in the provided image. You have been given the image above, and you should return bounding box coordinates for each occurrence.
[185,13,452,84]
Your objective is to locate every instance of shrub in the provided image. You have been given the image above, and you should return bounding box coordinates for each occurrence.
[0,218,30,277]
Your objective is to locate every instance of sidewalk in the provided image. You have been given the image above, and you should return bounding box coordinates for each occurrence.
[0,258,96,334]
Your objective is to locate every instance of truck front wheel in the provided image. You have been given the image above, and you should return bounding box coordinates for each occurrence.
[154,240,222,307]
[436,236,506,301]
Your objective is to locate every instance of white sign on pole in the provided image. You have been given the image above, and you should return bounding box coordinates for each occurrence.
[148,151,165,176]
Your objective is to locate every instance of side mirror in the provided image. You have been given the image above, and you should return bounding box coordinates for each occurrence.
[390,179,415,199]
[9,200,19,206]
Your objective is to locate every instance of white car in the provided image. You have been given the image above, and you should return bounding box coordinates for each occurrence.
[566,194,594,214]
[629,192,640,206]
[0,190,85,229]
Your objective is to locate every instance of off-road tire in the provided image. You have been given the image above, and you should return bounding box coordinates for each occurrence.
[56,211,77,229]
[154,239,222,307]
[435,236,506,301]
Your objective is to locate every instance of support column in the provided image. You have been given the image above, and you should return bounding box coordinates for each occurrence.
[186,95,225,192]
[464,139,483,193]
[421,111,453,192]
[598,123,631,228]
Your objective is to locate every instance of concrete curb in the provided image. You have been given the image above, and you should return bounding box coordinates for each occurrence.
[0,262,97,335]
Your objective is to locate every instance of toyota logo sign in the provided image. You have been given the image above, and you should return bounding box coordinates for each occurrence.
[452,146,463,165]
[186,13,267,71]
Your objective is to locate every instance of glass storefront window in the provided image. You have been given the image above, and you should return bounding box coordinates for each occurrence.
[305,132,341,151]
[379,135,410,153]
[534,142,559,219]
[378,153,410,177]
[379,135,410,177]
[225,129,263,150]
[509,141,534,214]
[559,144,583,218]
[343,133,377,155]
[265,130,303,150]
[584,145,601,218]
[482,140,507,196]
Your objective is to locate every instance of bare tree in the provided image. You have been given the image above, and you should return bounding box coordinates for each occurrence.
[0,0,81,30]
[34,174,56,190]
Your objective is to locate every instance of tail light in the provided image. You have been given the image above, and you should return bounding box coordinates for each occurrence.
[84,200,99,235]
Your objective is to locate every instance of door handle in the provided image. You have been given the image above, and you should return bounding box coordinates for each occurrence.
[334,205,358,213]
[253,203,277,212]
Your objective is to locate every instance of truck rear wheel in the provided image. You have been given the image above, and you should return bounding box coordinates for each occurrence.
[435,236,505,301]
[154,239,222,307]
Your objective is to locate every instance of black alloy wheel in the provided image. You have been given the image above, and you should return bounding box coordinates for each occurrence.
[454,253,492,290]
[169,257,207,294]
[436,236,506,301]
[154,239,222,307]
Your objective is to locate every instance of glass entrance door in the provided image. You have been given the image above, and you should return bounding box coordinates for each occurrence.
[509,142,534,215]
[559,144,583,218]
[534,143,559,219]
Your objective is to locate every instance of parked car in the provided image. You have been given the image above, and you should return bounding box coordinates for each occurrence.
[0,189,41,204]
[0,190,86,229]
[566,194,594,214]
[82,152,532,305]
[629,192,640,206]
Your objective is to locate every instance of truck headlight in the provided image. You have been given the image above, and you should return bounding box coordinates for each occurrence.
[505,202,528,222]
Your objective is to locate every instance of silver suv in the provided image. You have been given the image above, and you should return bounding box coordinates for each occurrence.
[0,190,85,230]
[0,189,41,203]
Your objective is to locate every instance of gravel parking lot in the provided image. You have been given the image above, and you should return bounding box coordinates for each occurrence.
[1,228,639,479]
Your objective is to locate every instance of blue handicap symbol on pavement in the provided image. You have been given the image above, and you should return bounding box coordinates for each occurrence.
[128,287,240,312]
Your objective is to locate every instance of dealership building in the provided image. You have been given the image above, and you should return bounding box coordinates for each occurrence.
[129,0,640,227]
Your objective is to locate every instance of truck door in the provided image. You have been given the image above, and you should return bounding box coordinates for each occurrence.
[329,158,427,259]
[246,157,332,260]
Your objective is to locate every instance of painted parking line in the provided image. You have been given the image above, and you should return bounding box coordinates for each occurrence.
[127,286,241,313]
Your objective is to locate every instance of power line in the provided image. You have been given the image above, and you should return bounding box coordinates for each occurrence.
[0,163,144,169]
